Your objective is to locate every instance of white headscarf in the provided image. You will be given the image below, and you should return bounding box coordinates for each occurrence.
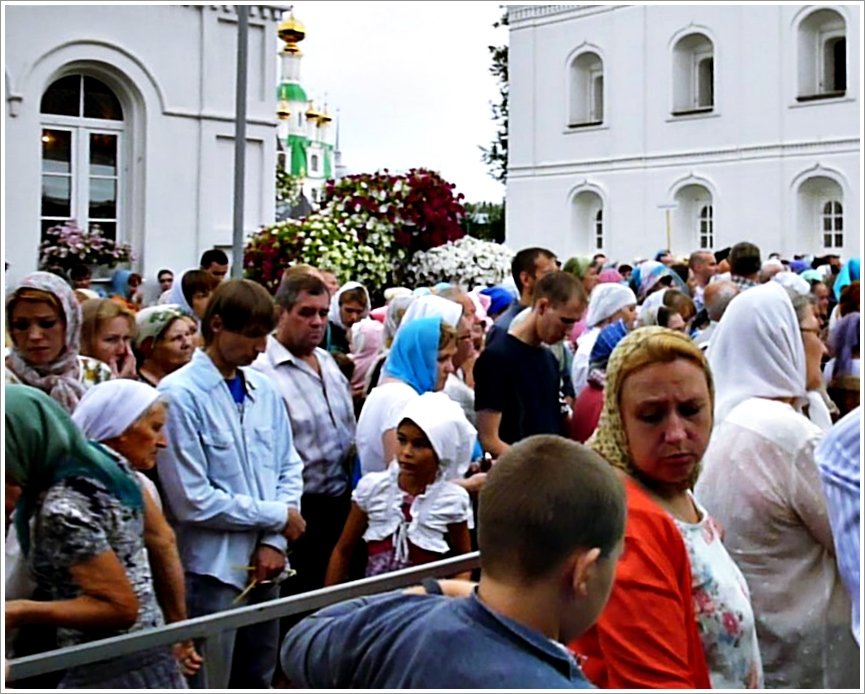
[637,287,669,327]
[772,271,811,296]
[328,281,371,330]
[585,283,637,328]
[72,379,161,442]
[399,391,477,481]
[396,295,463,336]
[708,281,807,424]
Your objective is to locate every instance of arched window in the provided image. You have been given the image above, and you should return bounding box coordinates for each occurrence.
[822,200,843,248]
[594,209,604,250]
[698,205,714,249]
[569,52,604,126]
[796,175,843,251]
[797,9,846,100]
[40,74,125,241]
[672,183,712,251]
[571,190,603,254]
[672,33,714,114]
[310,153,319,172]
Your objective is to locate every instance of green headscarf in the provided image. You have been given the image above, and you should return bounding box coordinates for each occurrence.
[563,256,594,280]
[5,384,143,555]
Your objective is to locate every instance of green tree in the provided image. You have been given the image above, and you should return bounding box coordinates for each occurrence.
[480,10,508,184]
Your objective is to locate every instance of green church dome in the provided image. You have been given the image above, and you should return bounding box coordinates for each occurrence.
[277,82,308,104]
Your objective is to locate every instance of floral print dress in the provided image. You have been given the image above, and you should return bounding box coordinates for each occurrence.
[674,495,764,689]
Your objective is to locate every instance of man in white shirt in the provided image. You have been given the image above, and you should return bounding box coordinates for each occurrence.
[251,271,357,599]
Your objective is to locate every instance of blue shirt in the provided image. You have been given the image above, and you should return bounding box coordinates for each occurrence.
[156,349,304,590]
[280,589,594,688]
[815,406,861,645]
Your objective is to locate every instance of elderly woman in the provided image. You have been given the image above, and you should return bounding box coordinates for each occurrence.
[570,327,763,689]
[4,385,189,688]
[80,298,137,379]
[356,316,457,476]
[134,304,197,387]
[571,283,637,397]
[696,282,858,688]
[5,271,112,411]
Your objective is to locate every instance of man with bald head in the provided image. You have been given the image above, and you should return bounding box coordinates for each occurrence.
[688,250,718,312]
[694,280,740,350]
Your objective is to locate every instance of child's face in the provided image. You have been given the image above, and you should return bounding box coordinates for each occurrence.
[396,421,438,489]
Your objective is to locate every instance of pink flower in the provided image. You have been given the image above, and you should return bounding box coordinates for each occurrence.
[722,611,740,636]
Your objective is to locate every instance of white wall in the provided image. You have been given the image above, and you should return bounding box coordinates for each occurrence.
[4,5,281,286]
[506,4,861,264]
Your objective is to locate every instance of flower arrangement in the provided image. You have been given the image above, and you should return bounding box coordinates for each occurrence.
[244,211,401,295]
[38,220,134,272]
[247,168,467,298]
[407,236,515,289]
[323,168,467,255]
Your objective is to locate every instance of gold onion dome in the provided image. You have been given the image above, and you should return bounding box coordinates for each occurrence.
[305,101,321,120]
[276,99,291,120]
[316,109,333,126]
[279,13,305,53]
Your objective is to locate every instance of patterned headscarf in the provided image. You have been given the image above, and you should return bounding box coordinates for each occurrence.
[5,271,87,413]
[134,304,188,349]
[588,326,714,489]
[6,384,143,555]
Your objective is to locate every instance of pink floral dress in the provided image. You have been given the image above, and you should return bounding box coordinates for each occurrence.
[674,494,764,688]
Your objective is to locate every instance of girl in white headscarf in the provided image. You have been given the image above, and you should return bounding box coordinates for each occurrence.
[571,283,637,397]
[695,282,857,689]
[325,392,474,585]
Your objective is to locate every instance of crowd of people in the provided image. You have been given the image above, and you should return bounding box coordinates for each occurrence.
[3,239,861,689]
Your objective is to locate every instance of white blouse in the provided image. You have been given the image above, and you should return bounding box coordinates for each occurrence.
[353,464,470,555]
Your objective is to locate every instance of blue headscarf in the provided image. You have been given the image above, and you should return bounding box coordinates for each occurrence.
[789,259,809,274]
[834,258,860,301]
[589,319,629,371]
[109,268,133,298]
[800,269,824,283]
[481,286,515,316]
[383,316,442,394]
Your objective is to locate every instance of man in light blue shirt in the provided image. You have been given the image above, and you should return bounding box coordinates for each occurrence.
[815,406,861,646]
[157,279,305,688]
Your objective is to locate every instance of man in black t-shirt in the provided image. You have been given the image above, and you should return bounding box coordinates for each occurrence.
[474,271,587,457]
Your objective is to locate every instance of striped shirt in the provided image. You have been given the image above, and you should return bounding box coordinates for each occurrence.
[815,406,861,646]
[252,336,356,497]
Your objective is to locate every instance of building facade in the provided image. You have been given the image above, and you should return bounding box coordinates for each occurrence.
[4,4,282,288]
[506,4,861,263]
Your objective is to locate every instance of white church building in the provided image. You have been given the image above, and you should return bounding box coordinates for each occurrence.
[3,4,284,288]
[505,4,861,263]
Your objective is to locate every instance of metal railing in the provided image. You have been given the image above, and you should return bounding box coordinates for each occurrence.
[7,551,480,683]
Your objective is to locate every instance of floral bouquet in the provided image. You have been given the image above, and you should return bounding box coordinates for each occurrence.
[407,236,515,289]
[38,219,134,272]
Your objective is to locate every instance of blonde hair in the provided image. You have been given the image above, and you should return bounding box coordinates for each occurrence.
[589,326,714,488]
[80,299,136,356]
[438,321,457,351]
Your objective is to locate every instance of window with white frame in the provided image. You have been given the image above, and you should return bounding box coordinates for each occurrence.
[672,33,714,114]
[594,209,604,250]
[569,52,604,126]
[40,74,124,242]
[797,9,846,100]
[821,200,843,248]
[698,205,714,249]
[310,153,319,172]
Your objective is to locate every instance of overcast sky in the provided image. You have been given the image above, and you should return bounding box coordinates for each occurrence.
[287,1,507,203]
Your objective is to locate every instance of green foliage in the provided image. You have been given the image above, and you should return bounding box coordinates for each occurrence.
[480,10,509,184]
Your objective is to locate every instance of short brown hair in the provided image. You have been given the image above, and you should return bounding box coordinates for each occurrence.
[663,289,696,322]
[479,435,626,583]
[339,287,368,308]
[200,279,276,345]
[80,298,136,356]
[275,272,328,311]
[438,321,457,351]
[531,270,586,309]
[181,269,220,305]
